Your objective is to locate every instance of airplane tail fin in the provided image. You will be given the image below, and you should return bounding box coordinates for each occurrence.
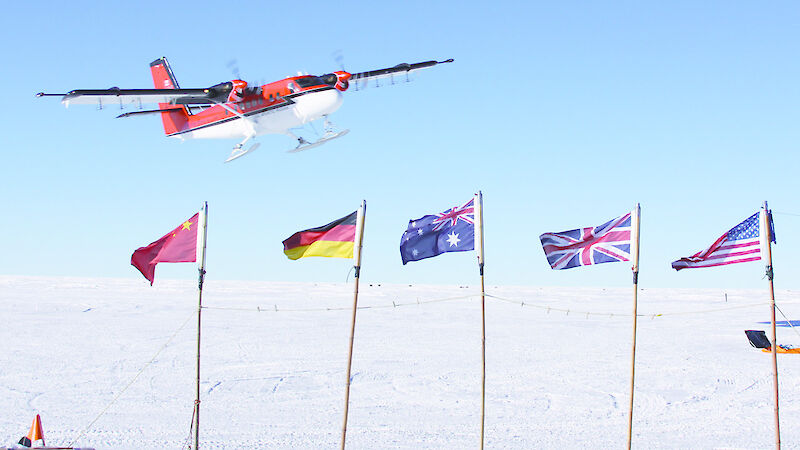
[150,57,190,135]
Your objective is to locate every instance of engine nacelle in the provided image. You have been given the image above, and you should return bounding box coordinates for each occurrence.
[227,79,248,102]
[333,71,351,91]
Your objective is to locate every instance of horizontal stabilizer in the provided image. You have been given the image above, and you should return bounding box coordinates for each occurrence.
[116,108,185,118]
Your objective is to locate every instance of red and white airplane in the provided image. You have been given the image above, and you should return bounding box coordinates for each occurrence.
[37,57,453,162]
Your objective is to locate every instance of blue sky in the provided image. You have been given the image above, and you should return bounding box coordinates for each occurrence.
[2,1,799,289]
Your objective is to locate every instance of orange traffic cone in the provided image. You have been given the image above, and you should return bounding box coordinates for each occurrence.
[17,414,45,447]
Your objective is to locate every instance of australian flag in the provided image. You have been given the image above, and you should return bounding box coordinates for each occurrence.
[400,198,475,264]
[540,211,633,270]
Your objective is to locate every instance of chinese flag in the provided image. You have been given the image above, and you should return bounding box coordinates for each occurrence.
[131,212,199,285]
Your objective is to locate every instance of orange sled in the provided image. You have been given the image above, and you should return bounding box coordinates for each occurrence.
[745,330,800,354]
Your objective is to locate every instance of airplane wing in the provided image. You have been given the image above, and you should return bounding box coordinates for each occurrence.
[349,59,453,86]
[36,84,234,107]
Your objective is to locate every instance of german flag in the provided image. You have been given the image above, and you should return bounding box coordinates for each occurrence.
[283,211,357,260]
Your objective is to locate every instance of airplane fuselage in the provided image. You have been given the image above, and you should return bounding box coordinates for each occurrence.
[169,82,344,141]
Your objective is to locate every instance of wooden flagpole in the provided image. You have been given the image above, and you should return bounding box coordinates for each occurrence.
[475,191,486,450]
[762,201,781,449]
[626,203,641,450]
[192,202,208,450]
[341,200,366,450]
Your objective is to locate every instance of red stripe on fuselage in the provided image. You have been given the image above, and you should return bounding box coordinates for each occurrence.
[167,83,335,137]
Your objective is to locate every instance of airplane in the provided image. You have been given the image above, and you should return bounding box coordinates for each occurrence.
[37,57,453,162]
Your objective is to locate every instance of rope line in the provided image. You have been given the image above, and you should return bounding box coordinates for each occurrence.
[201,291,781,320]
[775,304,800,341]
[772,210,800,217]
[201,294,473,313]
[184,401,198,450]
[69,310,196,447]
[485,293,766,318]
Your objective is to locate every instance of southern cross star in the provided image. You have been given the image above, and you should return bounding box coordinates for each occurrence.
[446,231,460,247]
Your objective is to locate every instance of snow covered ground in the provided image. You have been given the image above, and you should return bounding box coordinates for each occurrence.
[3,275,800,449]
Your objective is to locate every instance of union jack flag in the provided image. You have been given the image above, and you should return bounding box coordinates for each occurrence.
[400,198,475,264]
[539,212,633,270]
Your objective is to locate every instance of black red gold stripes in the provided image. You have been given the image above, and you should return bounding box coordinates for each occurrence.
[282,211,357,260]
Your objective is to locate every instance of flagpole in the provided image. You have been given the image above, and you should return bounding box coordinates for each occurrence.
[762,201,780,449]
[193,202,208,450]
[474,191,486,450]
[626,204,641,450]
[341,200,366,450]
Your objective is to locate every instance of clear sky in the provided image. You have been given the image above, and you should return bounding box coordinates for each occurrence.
[2,1,799,289]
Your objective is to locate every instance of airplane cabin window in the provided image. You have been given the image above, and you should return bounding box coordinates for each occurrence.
[294,76,324,88]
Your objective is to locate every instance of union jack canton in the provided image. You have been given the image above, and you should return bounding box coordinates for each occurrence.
[539,212,633,270]
[400,198,475,264]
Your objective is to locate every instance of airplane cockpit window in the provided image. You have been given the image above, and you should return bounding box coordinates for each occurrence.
[287,82,296,93]
[320,74,338,86]
[294,76,325,88]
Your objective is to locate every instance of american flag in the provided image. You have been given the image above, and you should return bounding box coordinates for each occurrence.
[539,211,633,270]
[671,211,773,270]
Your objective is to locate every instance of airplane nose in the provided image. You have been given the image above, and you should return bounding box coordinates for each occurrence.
[319,88,343,111]
[329,89,344,109]
[295,88,343,121]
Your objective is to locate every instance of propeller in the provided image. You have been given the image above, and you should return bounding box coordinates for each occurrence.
[331,49,346,71]
[226,59,241,79]
[226,58,266,89]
